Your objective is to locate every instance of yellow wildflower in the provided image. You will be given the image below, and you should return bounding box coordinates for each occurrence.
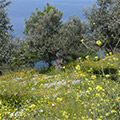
[96,85,102,91]
[111,110,117,113]
[79,57,81,60]
[81,39,84,43]
[20,112,23,116]
[4,112,7,115]
[88,87,92,91]
[10,113,14,118]
[65,115,69,119]
[38,100,40,103]
[105,74,110,78]
[88,68,93,72]
[96,93,100,97]
[106,112,110,116]
[63,66,65,69]
[39,83,43,88]
[96,40,101,46]
[57,97,63,102]
[62,111,67,116]
[91,75,96,79]
[75,65,80,70]
[29,104,36,109]
[109,52,112,55]
[82,116,85,120]
[95,56,98,60]
[85,55,89,59]
[97,119,101,120]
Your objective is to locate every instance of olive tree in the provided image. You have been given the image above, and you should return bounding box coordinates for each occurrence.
[0,0,14,74]
[55,16,85,69]
[24,3,63,67]
[24,3,85,69]
[83,0,120,54]
[11,38,39,70]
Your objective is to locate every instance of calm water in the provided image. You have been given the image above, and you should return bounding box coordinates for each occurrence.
[8,0,97,69]
[9,0,97,37]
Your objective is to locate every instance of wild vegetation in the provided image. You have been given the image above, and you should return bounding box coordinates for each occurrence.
[0,0,120,119]
[0,54,120,119]
[0,0,14,74]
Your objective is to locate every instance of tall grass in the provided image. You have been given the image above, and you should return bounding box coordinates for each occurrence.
[0,52,120,120]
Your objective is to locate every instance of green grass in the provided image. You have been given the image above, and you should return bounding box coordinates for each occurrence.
[0,54,120,120]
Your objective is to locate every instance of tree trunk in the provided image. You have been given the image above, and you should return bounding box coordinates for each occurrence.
[55,58,63,69]
[0,70,2,76]
[48,61,52,68]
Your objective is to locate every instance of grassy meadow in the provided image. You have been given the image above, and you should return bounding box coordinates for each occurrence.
[0,54,120,120]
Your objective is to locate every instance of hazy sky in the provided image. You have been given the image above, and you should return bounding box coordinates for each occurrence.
[8,0,97,37]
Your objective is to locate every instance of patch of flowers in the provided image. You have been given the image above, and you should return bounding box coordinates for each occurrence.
[0,54,120,119]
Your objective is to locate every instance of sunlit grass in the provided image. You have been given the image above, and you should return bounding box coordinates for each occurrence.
[0,54,120,119]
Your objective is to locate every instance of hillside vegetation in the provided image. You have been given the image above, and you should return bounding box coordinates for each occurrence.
[0,54,120,120]
[0,0,120,119]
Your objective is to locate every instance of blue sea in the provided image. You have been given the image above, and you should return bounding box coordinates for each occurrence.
[8,0,97,69]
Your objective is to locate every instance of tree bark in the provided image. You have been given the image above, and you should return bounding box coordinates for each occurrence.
[0,70,2,76]
[55,58,63,69]
[48,61,52,68]
[55,51,64,69]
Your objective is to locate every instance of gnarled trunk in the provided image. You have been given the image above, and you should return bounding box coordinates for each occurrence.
[55,51,64,69]
[48,61,52,68]
[55,58,63,69]
[0,70,2,76]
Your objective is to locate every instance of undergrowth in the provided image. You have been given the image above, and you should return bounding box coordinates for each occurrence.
[0,54,120,120]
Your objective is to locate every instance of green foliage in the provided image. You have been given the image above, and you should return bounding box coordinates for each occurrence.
[0,53,120,119]
[23,3,63,67]
[54,16,85,69]
[24,3,85,68]
[1,1,120,119]
[0,0,14,73]
[10,38,39,71]
[57,16,84,59]
[83,0,120,54]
